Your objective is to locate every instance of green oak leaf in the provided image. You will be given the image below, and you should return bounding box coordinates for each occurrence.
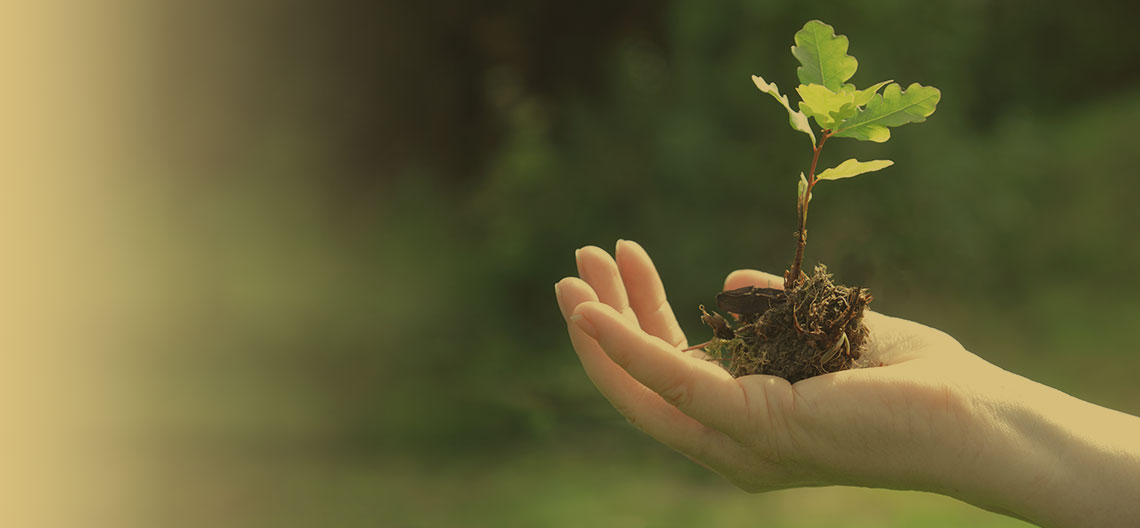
[791,20,858,92]
[816,158,894,181]
[798,81,896,130]
[846,80,892,107]
[752,75,816,147]
[833,82,941,142]
[796,83,857,130]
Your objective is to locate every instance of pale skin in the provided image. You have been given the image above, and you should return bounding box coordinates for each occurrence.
[555,240,1140,528]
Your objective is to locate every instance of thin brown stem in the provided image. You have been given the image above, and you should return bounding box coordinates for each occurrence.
[787,131,831,289]
[681,339,715,352]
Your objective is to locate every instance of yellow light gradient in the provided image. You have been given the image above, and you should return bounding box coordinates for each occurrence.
[3,2,158,525]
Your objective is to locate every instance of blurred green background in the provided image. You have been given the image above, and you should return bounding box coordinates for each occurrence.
[113,1,1140,526]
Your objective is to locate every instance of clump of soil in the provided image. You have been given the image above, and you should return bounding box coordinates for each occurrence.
[699,265,872,383]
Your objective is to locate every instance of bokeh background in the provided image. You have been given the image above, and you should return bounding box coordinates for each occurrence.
[9,1,1140,526]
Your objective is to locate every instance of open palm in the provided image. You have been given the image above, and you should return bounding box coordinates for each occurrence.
[555,240,1007,495]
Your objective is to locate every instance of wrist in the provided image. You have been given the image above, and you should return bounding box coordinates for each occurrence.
[938,368,1060,523]
[949,368,1140,527]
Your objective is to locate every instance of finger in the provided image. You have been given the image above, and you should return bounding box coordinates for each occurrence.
[576,246,638,325]
[614,239,687,349]
[555,278,744,468]
[723,269,784,292]
[556,276,598,319]
[718,269,786,321]
[572,301,752,441]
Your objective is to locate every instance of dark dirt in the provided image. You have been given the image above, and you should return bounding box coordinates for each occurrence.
[699,265,872,384]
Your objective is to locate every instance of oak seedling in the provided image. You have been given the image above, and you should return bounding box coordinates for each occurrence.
[695,20,940,382]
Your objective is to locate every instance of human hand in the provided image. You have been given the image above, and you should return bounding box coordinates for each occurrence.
[557,240,1140,527]
[554,240,1013,496]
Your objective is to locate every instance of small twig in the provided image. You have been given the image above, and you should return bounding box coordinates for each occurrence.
[682,339,715,352]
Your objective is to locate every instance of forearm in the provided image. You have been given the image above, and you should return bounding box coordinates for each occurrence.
[953,370,1140,527]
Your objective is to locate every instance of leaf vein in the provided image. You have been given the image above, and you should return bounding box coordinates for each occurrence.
[837,93,938,133]
[812,26,828,85]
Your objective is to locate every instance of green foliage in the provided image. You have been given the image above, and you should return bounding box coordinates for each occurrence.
[816,158,894,181]
[755,20,940,148]
[849,80,893,107]
[755,20,942,281]
[752,19,939,193]
[796,81,895,132]
[791,20,858,91]
[832,83,941,142]
[796,83,855,130]
[752,75,816,146]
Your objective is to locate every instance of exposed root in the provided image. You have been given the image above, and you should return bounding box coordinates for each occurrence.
[699,264,872,383]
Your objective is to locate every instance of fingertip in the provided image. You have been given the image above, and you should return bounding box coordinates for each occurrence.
[613,239,632,266]
[722,270,742,290]
[577,245,613,264]
[570,313,598,340]
[615,237,640,252]
[572,301,627,333]
[571,299,614,319]
[557,277,599,319]
[576,246,633,316]
[723,269,784,291]
[555,276,581,290]
[576,245,611,278]
[617,238,651,263]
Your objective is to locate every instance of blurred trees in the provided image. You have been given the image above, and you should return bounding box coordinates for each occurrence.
[147,0,1140,456]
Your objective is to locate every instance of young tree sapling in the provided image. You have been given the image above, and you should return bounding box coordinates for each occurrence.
[694,20,940,383]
